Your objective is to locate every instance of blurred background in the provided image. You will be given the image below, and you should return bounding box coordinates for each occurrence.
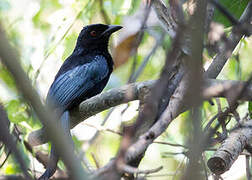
[0,0,252,179]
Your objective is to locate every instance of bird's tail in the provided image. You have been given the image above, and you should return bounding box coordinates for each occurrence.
[38,111,72,180]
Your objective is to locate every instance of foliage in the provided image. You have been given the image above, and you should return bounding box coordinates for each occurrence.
[0,0,252,179]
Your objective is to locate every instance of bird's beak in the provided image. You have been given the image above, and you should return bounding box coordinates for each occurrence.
[102,25,123,36]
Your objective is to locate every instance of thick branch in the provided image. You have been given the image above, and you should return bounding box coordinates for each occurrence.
[93,1,252,178]
[28,80,154,146]
[152,0,177,38]
[203,79,252,100]
[183,0,207,179]
[28,78,252,146]
[125,75,188,165]
[71,80,154,126]
[207,120,252,175]
[88,1,252,174]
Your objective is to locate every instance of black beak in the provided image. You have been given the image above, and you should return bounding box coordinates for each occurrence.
[102,25,123,36]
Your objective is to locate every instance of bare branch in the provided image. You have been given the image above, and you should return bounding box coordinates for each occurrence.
[153,141,188,148]
[207,119,252,175]
[28,80,154,146]
[83,122,122,136]
[28,78,252,146]
[118,164,163,175]
[91,153,100,169]
[124,74,188,165]
[152,0,177,38]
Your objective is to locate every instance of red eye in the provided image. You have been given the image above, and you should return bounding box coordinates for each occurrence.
[90,31,97,37]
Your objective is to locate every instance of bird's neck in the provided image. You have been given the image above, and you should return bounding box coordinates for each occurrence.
[72,46,114,72]
[73,45,109,56]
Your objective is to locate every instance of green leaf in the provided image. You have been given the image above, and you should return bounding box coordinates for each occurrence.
[214,0,249,27]
[0,65,17,91]
[4,143,30,174]
[32,9,50,30]
[72,135,83,150]
[6,100,27,124]
[5,163,21,174]
[248,101,252,118]
[32,0,62,30]
[62,33,78,61]
[128,0,141,15]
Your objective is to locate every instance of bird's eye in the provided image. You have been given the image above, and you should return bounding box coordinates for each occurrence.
[90,31,97,37]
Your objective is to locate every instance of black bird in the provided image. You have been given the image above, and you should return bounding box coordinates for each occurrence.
[38,24,122,180]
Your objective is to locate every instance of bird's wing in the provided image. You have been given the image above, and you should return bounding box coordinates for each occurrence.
[46,56,109,110]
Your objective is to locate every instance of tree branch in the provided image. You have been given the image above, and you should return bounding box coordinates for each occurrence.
[91,1,252,179]
[28,80,154,146]
[152,0,177,38]
[207,119,252,175]
[28,78,252,146]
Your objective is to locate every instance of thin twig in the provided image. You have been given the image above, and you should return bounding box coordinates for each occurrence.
[129,32,163,82]
[87,107,117,146]
[83,122,122,136]
[146,172,180,177]
[0,150,11,168]
[153,141,188,148]
[208,75,252,175]
[127,1,154,84]
[204,113,219,132]
[98,0,111,24]
[172,156,186,180]
[91,153,100,169]
[118,164,163,175]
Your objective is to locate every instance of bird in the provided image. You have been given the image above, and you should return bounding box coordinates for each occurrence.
[38,24,122,180]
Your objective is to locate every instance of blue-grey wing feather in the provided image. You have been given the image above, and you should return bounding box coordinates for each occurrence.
[46,55,109,111]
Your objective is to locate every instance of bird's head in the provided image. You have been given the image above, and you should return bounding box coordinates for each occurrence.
[75,24,122,53]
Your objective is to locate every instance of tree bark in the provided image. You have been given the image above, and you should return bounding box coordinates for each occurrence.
[207,120,252,175]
